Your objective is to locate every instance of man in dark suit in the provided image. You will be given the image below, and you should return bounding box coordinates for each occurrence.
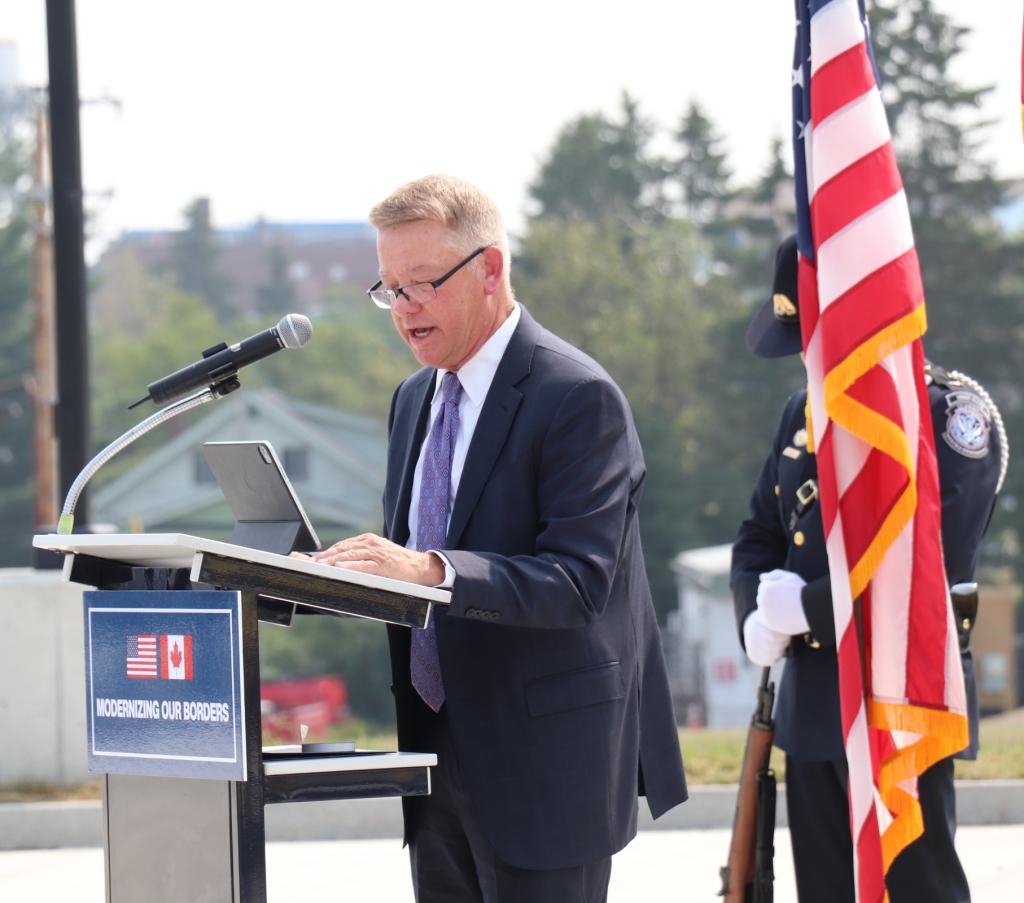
[731,235,1006,902]
[314,174,687,902]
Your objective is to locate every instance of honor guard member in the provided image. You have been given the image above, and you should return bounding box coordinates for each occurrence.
[731,235,1007,903]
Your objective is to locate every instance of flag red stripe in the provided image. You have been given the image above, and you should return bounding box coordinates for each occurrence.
[838,451,908,581]
[819,249,925,372]
[905,396,949,703]
[845,365,906,431]
[855,815,886,903]
[810,41,876,126]
[184,635,194,680]
[160,634,168,680]
[817,250,924,370]
[816,426,839,535]
[798,255,820,349]
[810,143,903,247]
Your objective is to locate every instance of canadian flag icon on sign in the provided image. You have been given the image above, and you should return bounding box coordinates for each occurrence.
[160,634,194,680]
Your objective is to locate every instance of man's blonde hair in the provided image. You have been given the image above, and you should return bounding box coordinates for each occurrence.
[369,174,509,259]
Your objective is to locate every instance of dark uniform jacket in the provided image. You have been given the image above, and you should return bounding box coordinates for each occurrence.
[731,367,1001,761]
[382,307,688,870]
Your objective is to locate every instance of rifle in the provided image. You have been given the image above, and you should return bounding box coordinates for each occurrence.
[719,667,776,902]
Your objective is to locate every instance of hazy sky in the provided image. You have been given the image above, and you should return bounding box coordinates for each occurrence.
[3,1,1021,254]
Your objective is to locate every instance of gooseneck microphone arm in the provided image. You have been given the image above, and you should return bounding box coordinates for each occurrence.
[57,384,231,535]
[58,313,314,534]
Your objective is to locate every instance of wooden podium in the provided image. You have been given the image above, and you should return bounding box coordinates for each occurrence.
[33,532,449,903]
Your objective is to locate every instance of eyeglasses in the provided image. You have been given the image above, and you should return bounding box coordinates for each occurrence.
[367,246,488,309]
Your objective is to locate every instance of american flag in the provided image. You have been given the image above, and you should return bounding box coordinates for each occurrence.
[792,1,968,900]
[126,634,158,679]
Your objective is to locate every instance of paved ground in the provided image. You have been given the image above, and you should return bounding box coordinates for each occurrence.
[3,825,1022,902]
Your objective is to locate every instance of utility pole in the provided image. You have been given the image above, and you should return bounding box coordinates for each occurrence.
[31,99,58,529]
[46,0,90,523]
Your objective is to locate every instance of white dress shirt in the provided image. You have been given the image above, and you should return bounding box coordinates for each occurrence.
[405,302,521,585]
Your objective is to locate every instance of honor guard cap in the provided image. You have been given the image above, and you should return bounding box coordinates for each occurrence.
[746,233,803,358]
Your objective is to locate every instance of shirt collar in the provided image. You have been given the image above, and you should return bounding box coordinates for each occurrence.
[431,302,521,407]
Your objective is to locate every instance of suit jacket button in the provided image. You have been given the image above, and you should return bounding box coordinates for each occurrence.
[793,530,806,546]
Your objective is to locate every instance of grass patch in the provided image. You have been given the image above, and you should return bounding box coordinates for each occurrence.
[681,712,1024,785]
[955,714,1024,780]
[0,781,102,803]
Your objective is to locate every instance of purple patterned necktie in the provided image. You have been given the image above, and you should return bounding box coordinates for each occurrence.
[411,371,462,712]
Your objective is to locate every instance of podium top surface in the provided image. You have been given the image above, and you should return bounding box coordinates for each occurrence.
[33,532,451,605]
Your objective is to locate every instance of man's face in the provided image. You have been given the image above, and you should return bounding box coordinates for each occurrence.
[377,220,503,371]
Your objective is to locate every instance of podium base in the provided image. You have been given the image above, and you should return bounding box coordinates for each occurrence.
[104,772,266,902]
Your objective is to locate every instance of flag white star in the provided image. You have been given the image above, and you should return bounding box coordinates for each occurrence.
[792,66,805,88]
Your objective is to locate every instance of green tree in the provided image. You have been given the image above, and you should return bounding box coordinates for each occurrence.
[255,243,296,316]
[246,284,412,418]
[90,291,221,474]
[673,100,733,226]
[515,217,716,617]
[170,197,232,320]
[528,93,666,224]
[869,0,1023,560]
[0,111,35,565]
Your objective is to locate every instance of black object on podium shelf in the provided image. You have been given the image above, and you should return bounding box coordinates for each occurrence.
[33,531,448,903]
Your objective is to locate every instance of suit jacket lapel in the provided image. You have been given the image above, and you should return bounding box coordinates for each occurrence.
[387,369,435,546]
[446,310,540,549]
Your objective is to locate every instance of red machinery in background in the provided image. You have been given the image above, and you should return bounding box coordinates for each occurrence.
[260,675,349,743]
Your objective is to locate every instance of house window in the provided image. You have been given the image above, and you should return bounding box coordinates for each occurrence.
[194,452,217,485]
[283,448,309,482]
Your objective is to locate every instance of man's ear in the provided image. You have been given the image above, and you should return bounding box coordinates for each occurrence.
[482,246,504,295]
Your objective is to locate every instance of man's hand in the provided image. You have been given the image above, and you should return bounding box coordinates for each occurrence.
[312,533,445,586]
[756,569,809,635]
[742,609,791,667]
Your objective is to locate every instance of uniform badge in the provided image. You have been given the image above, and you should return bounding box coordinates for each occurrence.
[942,390,991,459]
[793,428,807,448]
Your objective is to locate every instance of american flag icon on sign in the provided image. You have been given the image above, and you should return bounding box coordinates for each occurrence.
[126,634,158,678]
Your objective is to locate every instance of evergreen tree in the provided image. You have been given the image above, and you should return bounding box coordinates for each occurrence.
[869,0,1023,560]
[674,100,733,225]
[0,111,35,565]
[528,92,666,224]
[170,197,232,320]
[255,243,296,316]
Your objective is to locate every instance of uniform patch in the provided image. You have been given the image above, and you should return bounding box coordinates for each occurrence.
[942,390,991,459]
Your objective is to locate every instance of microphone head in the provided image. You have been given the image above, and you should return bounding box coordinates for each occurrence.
[277,313,313,349]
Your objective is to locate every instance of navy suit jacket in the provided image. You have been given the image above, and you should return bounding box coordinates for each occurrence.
[383,307,687,870]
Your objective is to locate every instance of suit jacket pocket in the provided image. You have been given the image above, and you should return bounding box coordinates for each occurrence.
[526,661,625,718]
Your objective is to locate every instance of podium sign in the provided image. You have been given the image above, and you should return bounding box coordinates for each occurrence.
[84,590,246,780]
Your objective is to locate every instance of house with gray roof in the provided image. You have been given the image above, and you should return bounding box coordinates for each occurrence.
[91,389,386,545]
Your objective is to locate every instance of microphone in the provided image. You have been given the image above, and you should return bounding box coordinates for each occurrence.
[131,313,313,408]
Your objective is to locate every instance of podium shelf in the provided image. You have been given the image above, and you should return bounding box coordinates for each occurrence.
[261,751,436,804]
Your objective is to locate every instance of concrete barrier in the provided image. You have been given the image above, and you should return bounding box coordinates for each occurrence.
[0,570,90,786]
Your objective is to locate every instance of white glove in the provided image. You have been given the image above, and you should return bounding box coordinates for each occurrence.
[756,569,810,636]
[742,609,791,667]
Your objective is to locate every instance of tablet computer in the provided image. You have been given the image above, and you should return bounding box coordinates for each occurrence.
[202,440,321,555]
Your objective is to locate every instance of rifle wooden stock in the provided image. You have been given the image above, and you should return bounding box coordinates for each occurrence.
[720,667,776,902]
